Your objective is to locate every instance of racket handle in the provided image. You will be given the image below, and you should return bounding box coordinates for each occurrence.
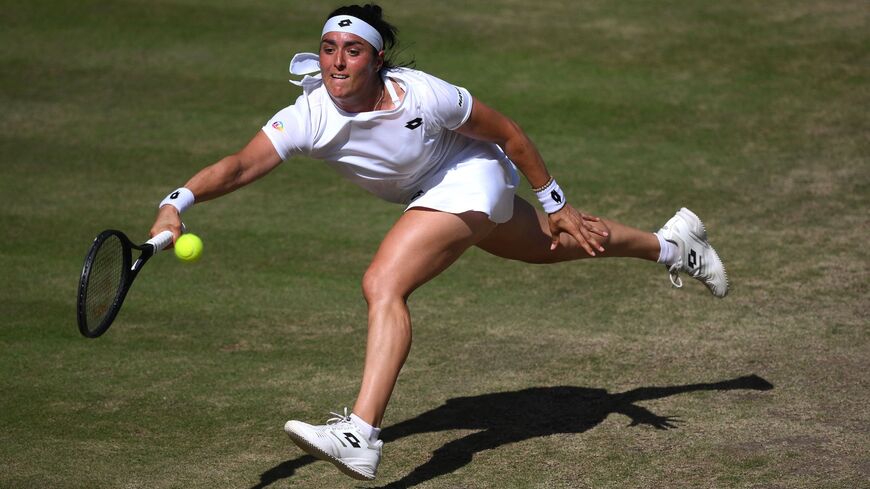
[147,230,174,252]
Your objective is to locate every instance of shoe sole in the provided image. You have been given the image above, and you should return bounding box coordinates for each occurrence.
[702,242,729,298]
[284,425,375,481]
[678,208,729,298]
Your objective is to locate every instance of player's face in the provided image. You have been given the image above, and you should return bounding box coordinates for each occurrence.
[320,32,384,105]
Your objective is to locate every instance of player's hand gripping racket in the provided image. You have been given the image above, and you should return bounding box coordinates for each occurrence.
[76,230,174,338]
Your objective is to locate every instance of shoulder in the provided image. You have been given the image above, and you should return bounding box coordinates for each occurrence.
[277,84,335,133]
[293,83,330,114]
[390,68,468,107]
[389,68,460,91]
[263,84,335,158]
[389,68,471,130]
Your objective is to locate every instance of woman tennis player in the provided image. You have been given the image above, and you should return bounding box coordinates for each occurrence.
[151,4,727,480]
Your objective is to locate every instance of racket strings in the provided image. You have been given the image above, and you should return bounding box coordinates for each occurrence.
[85,236,125,330]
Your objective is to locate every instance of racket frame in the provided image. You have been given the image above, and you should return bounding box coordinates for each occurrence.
[77,229,171,338]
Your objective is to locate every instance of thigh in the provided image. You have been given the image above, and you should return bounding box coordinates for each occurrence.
[475,196,607,263]
[364,208,497,300]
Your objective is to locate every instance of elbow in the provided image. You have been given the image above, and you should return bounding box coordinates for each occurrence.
[502,119,530,150]
[503,130,534,158]
[227,153,249,187]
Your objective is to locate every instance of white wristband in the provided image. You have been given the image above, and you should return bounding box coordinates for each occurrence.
[535,179,566,214]
[159,187,195,214]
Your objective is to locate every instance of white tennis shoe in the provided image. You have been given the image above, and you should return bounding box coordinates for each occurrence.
[657,207,729,298]
[283,409,382,481]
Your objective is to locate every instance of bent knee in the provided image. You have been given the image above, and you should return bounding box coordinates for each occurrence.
[362,265,407,305]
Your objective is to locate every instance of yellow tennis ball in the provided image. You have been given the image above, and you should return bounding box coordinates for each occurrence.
[174,233,203,263]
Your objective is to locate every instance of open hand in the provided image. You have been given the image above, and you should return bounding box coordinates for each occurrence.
[547,204,610,256]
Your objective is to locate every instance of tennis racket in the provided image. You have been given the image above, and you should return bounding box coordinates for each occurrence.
[76,229,174,338]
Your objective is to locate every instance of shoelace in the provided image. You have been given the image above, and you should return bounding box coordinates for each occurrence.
[326,407,353,426]
[668,264,683,288]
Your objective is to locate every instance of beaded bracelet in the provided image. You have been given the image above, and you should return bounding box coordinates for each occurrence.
[531,176,554,193]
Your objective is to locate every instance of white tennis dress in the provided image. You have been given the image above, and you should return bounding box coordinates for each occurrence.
[262,67,519,223]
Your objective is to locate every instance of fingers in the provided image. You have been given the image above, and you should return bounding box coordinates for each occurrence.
[573,210,608,251]
[549,215,597,256]
[573,225,601,256]
[549,225,561,251]
[582,215,610,239]
[548,206,608,255]
[151,205,184,247]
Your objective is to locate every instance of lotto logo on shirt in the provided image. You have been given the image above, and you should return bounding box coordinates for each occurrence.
[272,121,285,131]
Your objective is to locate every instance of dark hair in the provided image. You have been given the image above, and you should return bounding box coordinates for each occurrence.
[327,4,414,72]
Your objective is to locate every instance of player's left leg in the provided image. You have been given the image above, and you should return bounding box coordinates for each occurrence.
[476,196,660,263]
[476,196,728,296]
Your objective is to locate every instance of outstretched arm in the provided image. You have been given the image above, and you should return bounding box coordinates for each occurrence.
[150,130,282,241]
[454,98,608,256]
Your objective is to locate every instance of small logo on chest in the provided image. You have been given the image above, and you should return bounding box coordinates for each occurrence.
[405,117,423,130]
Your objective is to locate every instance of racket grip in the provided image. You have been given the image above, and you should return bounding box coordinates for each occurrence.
[147,230,174,252]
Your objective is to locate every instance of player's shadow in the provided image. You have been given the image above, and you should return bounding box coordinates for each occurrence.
[250,374,773,489]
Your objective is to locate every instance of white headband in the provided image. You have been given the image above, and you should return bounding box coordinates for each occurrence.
[321,15,384,52]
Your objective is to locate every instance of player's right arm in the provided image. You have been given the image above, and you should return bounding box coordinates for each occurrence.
[150,130,282,240]
[183,130,282,202]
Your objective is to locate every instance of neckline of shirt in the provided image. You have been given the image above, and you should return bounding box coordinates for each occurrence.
[328,76,407,118]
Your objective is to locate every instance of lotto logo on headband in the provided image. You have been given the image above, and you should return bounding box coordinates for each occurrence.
[272,121,284,131]
[322,15,384,51]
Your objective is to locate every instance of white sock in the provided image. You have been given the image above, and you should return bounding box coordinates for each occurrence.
[655,232,678,266]
[350,413,381,442]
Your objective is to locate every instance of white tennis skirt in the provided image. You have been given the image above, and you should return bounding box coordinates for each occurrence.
[405,153,520,223]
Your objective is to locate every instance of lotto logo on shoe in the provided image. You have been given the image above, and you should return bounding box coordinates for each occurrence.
[343,432,361,448]
[688,249,698,269]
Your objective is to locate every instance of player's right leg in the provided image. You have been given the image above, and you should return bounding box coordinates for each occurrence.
[284,208,496,480]
[283,408,382,481]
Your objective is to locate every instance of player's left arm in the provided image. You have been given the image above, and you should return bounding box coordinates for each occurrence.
[454,98,551,189]
[454,98,607,255]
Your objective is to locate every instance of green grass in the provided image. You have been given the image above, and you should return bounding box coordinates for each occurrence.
[1,0,867,487]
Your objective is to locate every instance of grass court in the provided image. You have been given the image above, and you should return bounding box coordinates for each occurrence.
[1,1,867,487]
